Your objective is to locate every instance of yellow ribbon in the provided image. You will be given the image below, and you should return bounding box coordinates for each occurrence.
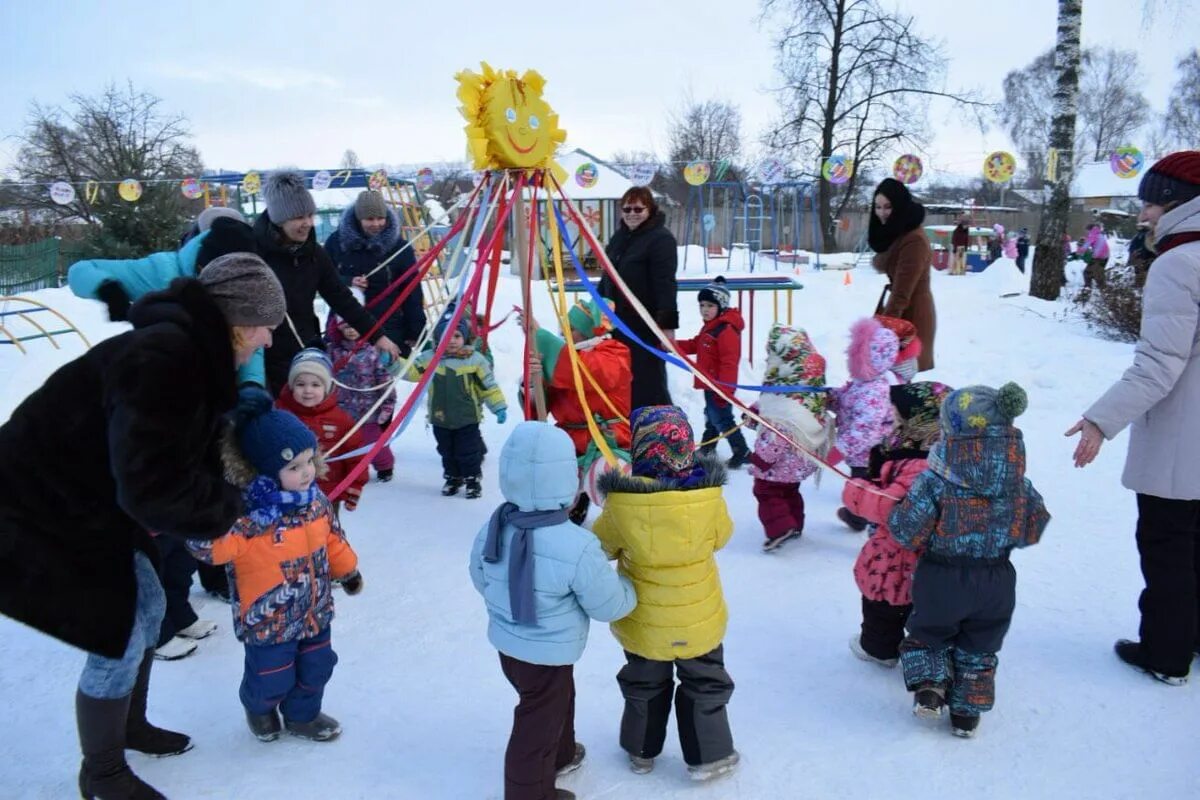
[333,170,352,187]
[84,181,99,204]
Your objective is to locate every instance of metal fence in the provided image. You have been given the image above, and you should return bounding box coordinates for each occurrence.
[0,238,76,294]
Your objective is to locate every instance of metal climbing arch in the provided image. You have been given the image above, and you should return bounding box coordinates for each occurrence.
[0,296,91,354]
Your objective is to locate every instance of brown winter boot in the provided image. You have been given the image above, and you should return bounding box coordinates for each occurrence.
[77,690,166,800]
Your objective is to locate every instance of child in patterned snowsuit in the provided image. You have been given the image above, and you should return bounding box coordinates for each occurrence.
[890,382,1050,738]
[188,390,362,743]
[844,381,952,667]
[832,317,899,531]
[328,314,398,482]
[747,323,832,552]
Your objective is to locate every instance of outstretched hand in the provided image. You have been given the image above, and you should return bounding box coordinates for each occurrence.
[1065,418,1104,468]
[376,336,402,361]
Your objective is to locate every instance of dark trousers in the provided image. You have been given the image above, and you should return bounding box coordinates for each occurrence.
[701,391,748,456]
[616,645,735,767]
[1135,493,1200,674]
[1083,257,1108,289]
[618,331,672,410]
[240,627,337,724]
[900,558,1016,716]
[1015,252,1027,273]
[860,596,911,661]
[498,653,576,800]
[154,536,199,647]
[433,423,484,479]
[196,561,229,597]
[752,478,804,539]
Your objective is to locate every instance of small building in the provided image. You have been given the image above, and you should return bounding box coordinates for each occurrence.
[1070,161,1141,214]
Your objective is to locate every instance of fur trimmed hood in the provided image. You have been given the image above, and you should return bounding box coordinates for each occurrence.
[847,317,899,381]
[335,203,401,254]
[597,454,727,497]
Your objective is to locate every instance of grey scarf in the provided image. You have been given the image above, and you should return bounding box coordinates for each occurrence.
[482,501,570,625]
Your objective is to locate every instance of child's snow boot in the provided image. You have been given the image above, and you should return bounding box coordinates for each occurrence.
[1114,639,1189,686]
[77,690,166,800]
[950,712,980,738]
[377,468,394,483]
[464,477,482,499]
[441,476,464,496]
[284,712,341,742]
[848,635,898,668]
[836,506,868,532]
[726,447,750,470]
[687,750,740,781]
[125,652,193,756]
[912,685,946,719]
[176,619,218,640]
[629,754,654,774]
[557,742,586,777]
[762,528,801,553]
[245,708,282,742]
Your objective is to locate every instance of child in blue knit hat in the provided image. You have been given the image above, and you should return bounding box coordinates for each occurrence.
[402,305,507,499]
[187,389,362,744]
[888,382,1050,739]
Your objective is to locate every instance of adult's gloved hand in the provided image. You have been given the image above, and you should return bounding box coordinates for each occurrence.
[96,281,132,322]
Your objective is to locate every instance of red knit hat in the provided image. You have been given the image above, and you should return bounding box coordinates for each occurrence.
[1138,151,1200,206]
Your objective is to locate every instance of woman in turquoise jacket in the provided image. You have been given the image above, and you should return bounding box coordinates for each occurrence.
[67,216,266,387]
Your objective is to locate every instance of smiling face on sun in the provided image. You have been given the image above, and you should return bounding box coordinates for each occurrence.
[456,63,567,172]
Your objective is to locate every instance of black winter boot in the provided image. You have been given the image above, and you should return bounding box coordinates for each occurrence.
[441,476,464,496]
[77,690,166,800]
[284,712,342,742]
[726,431,751,469]
[125,651,192,757]
[245,708,283,742]
[464,477,482,499]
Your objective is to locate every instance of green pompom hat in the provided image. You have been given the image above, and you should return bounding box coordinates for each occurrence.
[940,382,1028,434]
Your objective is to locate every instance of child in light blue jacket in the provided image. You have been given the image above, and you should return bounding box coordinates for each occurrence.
[470,421,636,800]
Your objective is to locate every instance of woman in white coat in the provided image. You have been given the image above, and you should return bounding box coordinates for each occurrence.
[1067,151,1200,686]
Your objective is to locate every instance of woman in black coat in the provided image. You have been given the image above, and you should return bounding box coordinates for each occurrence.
[601,186,679,408]
[0,254,286,799]
[254,171,402,394]
[324,191,426,356]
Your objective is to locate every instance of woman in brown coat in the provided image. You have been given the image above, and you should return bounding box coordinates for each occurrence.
[868,178,936,371]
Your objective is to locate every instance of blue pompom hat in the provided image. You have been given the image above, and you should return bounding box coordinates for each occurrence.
[235,388,318,478]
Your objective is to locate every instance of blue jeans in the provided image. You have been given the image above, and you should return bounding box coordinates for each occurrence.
[240,627,337,724]
[78,551,166,699]
[701,391,747,455]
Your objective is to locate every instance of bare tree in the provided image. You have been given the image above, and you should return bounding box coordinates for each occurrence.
[340,149,362,170]
[1029,0,1083,301]
[14,82,203,257]
[1163,49,1200,149]
[666,94,743,167]
[1078,48,1151,160]
[761,0,983,252]
[999,50,1058,185]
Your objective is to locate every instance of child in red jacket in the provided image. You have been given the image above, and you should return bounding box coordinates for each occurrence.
[677,277,750,468]
[277,348,368,513]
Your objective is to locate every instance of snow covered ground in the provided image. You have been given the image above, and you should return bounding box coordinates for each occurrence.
[1,251,1196,799]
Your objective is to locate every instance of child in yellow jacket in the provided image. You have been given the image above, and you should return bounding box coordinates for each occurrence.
[188,390,361,743]
[592,405,738,782]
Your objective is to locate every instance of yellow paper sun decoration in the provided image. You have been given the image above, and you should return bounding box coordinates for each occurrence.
[455,62,567,180]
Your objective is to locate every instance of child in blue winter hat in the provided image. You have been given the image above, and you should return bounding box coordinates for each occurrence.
[187,389,362,744]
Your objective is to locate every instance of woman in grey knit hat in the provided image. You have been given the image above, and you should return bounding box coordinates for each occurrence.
[0,255,286,799]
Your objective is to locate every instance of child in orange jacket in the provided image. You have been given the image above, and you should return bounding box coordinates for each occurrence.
[277,347,369,512]
[188,390,362,743]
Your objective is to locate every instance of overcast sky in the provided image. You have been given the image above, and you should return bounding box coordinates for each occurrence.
[0,0,1194,182]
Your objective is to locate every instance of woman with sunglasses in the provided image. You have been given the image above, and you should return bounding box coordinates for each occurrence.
[601,187,679,408]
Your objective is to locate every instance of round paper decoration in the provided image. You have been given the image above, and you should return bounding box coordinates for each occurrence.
[49,181,76,205]
[311,170,332,191]
[584,453,631,507]
[368,169,388,191]
[628,162,657,186]
[821,155,853,185]
[758,158,786,185]
[574,162,599,189]
[242,171,261,195]
[180,178,203,200]
[684,160,711,186]
[416,167,435,190]
[983,151,1016,184]
[1110,147,1144,179]
[893,154,923,185]
[118,179,143,202]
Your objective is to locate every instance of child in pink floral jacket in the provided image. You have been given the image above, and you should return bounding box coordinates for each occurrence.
[843,381,951,667]
[327,314,398,482]
[747,323,832,553]
[832,317,899,532]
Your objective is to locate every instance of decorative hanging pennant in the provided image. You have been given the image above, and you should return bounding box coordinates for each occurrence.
[713,158,732,181]
[416,167,435,190]
[757,158,786,185]
[627,162,657,186]
[983,151,1016,183]
[118,179,143,202]
[311,170,333,191]
[85,181,100,204]
[49,181,75,205]
[368,169,389,190]
[332,169,353,187]
[1110,146,1144,179]
[242,171,262,195]
[180,177,203,200]
[892,154,923,184]
[574,162,599,188]
[683,160,711,186]
[821,155,853,185]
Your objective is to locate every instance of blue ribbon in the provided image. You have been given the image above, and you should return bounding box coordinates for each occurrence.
[548,200,828,395]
